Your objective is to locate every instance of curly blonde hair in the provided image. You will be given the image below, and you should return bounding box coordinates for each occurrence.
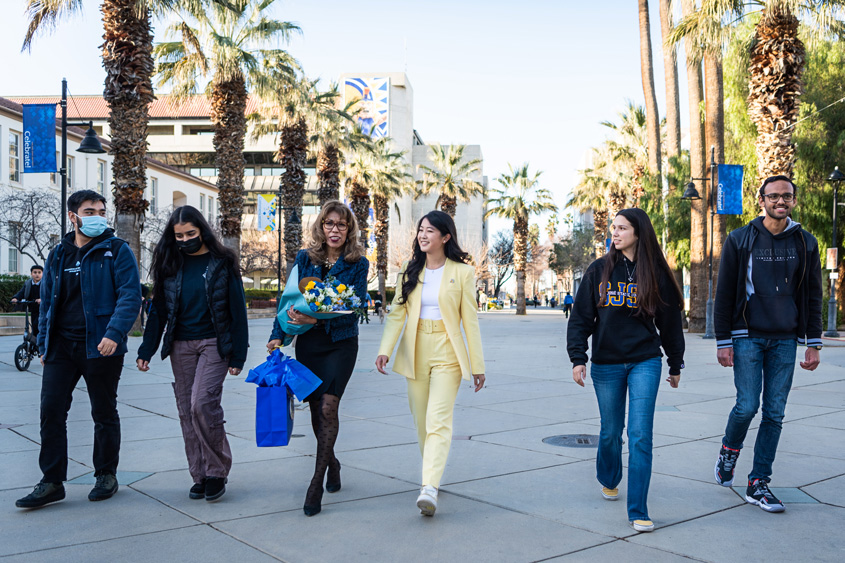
[305,200,365,265]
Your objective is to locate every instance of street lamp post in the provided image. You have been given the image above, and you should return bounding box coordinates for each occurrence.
[681,146,718,338]
[825,166,844,337]
[274,179,300,301]
[60,78,106,234]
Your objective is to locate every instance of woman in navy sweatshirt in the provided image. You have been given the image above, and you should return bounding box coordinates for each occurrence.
[566,208,685,533]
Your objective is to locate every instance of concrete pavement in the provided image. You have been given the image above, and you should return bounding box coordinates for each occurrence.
[1,310,843,562]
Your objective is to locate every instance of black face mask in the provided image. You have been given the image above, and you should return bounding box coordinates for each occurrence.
[176,236,203,254]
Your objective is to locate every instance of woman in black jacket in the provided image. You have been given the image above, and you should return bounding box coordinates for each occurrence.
[137,205,248,503]
[566,208,685,533]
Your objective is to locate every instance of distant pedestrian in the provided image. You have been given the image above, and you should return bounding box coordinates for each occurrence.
[544,295,549,307]
[563,292,574,318]
[479,292,488,311]
[374,297,383,323]
[16,190,141,509]
[567,208,685,533]
[533,294,539,308]
[712,176,822,513]
[137,205,248,504]
[550,297,557,309]
[11,264,43,341]
[376,211,485,517]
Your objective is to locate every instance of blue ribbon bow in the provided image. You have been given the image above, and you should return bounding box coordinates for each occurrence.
[246,349,322,400]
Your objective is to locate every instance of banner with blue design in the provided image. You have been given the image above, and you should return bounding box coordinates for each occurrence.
[717,164,744,215]
[22,104,57,174]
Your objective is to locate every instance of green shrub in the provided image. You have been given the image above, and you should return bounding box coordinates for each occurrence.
[245,288,277,300]
[368,288,395,304]
[0,274,31,312]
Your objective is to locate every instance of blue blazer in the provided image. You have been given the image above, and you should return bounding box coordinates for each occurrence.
[270,249,369,343]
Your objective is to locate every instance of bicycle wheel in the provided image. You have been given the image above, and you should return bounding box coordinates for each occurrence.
[14,344,31,371]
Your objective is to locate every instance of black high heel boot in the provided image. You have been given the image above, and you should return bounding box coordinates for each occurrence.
[303,480,323,516]
[326,459,341,493]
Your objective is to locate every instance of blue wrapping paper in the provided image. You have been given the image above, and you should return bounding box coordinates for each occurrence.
[276,265,355,336]
[246,349,322,400]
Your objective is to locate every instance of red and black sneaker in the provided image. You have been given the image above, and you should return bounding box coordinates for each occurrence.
[745,479,785,513]
[715,445,740,487]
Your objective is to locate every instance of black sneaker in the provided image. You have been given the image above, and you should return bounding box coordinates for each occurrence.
[88,473,119,501]
[189,479,206,500]
[715,445,740,487]
[745,479,785,513]
[15,481,65,508]
[205,477,226,502]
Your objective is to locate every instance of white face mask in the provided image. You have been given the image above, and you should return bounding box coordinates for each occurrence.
[74,213,108,238]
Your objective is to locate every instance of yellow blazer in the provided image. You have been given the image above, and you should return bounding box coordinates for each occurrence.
[378,259,485,381]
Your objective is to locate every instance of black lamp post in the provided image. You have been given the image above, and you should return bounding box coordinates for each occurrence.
[825,166,844,337]
[275,179,300,301]
[60,78,106,234]
[682,146,718,338]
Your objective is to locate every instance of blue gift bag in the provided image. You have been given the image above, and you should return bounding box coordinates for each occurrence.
[255,386,294,447]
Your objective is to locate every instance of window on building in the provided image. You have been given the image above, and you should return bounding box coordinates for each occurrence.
[260,167,285,176]
[97,160,107,195]
[149,177,158,214]
[50,234,60,247]
[189,167,218,177]
[8,223,20,273]
[9,131,21,183]
[147,125,175,136]
[67,156,75,188]
[50,151,60,185]
[208,197,215,221]
[200,193,205,213]
[186,126,215,136]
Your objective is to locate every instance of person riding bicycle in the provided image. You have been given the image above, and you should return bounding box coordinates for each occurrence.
[11,265,43,341]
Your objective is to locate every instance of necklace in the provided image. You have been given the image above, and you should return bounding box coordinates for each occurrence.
[623,257,636,283]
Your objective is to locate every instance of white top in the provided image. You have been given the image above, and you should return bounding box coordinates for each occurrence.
[419,266,444,320]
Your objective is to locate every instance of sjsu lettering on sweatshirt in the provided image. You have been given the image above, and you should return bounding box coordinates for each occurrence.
[602,282,637,307]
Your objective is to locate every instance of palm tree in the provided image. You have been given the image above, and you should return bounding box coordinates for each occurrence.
[602,102,652,206]
[367,139,413,305]
[23,0,178,268]
[659,0,682,167]
[343,137,378,250]
[568,148,612,255]
[417,144,485,217]
[638,0,663,178]
[154,0,299,256]
[486,164,557,315]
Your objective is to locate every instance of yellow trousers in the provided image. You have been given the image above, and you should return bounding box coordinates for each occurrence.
[408,319,463,489]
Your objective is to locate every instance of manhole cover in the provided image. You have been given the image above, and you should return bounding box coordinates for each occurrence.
[543,434,600,448]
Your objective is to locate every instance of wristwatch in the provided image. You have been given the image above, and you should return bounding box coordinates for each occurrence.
[810,345,822,351]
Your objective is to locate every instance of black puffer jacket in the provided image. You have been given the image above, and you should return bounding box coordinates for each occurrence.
[138,254,248,369]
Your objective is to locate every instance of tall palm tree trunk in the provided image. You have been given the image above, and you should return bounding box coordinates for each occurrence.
[514,217,528,315]
[705,54,726,288]
[748,7,804,181]
[594,209,608,257]
[638,0,662,177]
[440,194,457,217]
[659,0,681,163]
[102,0,154,268]
[317,144,340,205]
[211,76,247,259]
[280,116,307,275]
[349,180,370,250]
[683,0,707,332]
[373,194,389,304]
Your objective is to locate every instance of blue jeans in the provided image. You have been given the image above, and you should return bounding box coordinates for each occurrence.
[590,357,661,521]
[723,337,797,483]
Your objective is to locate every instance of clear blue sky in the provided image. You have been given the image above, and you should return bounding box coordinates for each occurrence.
[0,0,690,236]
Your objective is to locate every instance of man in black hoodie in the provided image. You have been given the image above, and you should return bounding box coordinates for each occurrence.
[713,176,822,513]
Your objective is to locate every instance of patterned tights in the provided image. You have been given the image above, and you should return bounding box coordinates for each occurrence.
[305,393,341,504]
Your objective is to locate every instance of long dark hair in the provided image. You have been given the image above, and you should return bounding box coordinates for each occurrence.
[598,208,682,318]
[150,206,238,293]
[398,210,470,305]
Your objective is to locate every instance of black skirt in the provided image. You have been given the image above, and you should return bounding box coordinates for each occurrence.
[294,326,358,401]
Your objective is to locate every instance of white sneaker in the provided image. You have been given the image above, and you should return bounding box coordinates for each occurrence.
[416,485,438,516]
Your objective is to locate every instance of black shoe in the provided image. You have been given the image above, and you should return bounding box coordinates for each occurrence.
[205,477,226,502]
[303,481,323,516]
[189,479,206,500]
[745,479,785,513]
[15,481,65,508]
[88,473,118,501]
[326,460,341,493]
[715,445,740,487]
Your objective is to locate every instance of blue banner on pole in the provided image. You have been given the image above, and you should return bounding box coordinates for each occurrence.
[717,164,744,215]
[22,104,58,174]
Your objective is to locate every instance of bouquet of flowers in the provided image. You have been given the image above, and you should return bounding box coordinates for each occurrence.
[301,276,362,313]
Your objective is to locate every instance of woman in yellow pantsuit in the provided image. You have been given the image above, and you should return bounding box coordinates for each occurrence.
[376,211,485,517]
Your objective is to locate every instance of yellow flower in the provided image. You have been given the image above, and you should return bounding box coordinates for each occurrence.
[336,284,347,292]
[305,281,316,290]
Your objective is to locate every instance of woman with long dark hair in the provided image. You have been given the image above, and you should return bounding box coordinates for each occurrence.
[376,210,485,517]
[267,200,369,516]
[566,208,685,533]
[137,205,248,503]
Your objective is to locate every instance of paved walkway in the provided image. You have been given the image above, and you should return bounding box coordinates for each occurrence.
[1,310,843,562]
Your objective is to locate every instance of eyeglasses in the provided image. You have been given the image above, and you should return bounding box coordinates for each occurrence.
[762,193,795,203]
[322,220,348,232]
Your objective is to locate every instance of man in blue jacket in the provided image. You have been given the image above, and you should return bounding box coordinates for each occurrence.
[16,190,142,509]
[712,176,822,514]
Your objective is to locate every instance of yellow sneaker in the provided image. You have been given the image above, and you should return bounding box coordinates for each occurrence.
[630,519,655,532]
[601,486,619,500]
